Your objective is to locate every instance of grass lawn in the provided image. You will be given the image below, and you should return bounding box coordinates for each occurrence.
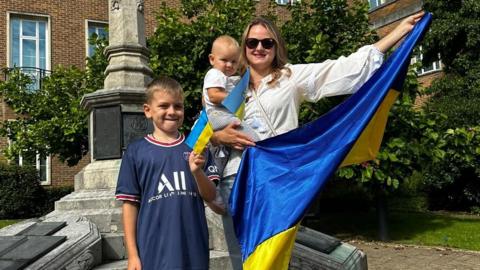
[0,219,21,229]
[306,211,480,251]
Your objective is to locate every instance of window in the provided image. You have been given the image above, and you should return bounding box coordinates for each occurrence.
[86,21,108,57]
[411,46,442,75]
[18,152,51,185]
[369,0,387,9]
[7,134,51,185]
[276,0,299,5]
[8,14,49,89]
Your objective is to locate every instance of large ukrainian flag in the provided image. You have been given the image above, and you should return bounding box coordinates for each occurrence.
[229,13,432,270]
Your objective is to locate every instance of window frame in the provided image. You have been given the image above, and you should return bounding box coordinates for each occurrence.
[6,124,51,185]
[85,20,108,57]
[7,12,51,71]
[275,0,300,6]
[369,0,388,10]
[411,46,442,76]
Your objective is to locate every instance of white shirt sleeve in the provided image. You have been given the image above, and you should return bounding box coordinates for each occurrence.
[203,68,228,90]
[290,45,384,102]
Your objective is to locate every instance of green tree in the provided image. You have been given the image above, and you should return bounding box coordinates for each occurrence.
[422,0,480,128]
[417,1,480,211]
[0,35,108,166]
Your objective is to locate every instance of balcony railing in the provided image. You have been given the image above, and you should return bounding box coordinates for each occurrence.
[3,67,51,91]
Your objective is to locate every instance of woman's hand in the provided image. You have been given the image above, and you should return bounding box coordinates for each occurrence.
[211,121,256,151]
[374,11,425,53]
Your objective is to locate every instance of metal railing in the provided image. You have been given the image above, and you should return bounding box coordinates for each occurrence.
[3,67,51,91]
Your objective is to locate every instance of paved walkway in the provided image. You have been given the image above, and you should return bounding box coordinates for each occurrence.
[348,240,480,270]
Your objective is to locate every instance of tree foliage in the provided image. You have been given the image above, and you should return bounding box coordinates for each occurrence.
[0,35,107,166]
[423,126,480,211]
[408,0,480,210]
[422,0,480,128]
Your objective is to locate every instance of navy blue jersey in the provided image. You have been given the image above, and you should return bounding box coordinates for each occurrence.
[115,134,220,270]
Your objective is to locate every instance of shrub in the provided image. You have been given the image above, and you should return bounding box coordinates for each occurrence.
[0,162,46,219]
[423,127,480,211]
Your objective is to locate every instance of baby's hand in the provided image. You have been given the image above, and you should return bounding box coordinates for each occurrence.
[189,151,206,173]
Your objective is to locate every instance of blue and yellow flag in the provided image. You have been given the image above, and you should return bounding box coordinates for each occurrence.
[229,13,432,270]
[185,69,250,153]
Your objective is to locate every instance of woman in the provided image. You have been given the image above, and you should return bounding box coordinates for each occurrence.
[211,12,424,269]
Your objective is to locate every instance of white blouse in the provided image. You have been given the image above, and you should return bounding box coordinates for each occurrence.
[223,45,384,177]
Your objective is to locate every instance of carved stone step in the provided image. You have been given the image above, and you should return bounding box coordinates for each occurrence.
[102,233,126,261]
[46,209,123,233]
[54,190,120,211]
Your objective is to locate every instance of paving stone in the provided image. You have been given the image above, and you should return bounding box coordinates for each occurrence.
[348,240,480,270]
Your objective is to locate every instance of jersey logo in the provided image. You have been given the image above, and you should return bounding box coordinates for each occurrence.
[183,152,190,161]
[158,171,187,193]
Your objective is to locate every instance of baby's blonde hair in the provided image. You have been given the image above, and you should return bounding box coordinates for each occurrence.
[211,35,240,54]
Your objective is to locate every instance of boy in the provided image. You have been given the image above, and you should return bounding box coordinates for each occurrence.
[115,76,219,270]
[203,35,259,178]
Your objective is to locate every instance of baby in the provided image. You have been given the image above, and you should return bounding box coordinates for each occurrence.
[203,35,259,174]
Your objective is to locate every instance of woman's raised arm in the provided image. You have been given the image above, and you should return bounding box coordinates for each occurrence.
[374,11,425,53]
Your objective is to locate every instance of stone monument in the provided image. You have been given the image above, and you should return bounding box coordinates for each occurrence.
[45,0,154,267]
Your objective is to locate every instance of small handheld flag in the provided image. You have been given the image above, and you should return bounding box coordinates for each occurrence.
[185,69,250,153]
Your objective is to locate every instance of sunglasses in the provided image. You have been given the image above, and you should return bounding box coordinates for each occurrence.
[245,38,275,49]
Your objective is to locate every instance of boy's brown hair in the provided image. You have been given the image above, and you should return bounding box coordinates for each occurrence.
[145,76,184,103]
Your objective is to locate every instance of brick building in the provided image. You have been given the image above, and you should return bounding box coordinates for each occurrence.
[0,0,177,187]
[0,0,294,187]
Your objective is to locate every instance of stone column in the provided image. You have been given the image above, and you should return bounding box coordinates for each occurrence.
[81,0,153,165]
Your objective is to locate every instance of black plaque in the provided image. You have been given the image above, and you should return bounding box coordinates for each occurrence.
[122,113,153,151]
[0,260,28,270]
[94,106,122,159]
[16,222,66,236]
[0,236,66,269]
[0,237,26,257]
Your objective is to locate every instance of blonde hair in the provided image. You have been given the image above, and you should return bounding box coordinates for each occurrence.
[145,76,184,103]
[239,17,290,86]
[211,35,240,54]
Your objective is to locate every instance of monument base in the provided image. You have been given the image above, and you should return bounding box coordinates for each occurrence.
[0,215,102,270]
